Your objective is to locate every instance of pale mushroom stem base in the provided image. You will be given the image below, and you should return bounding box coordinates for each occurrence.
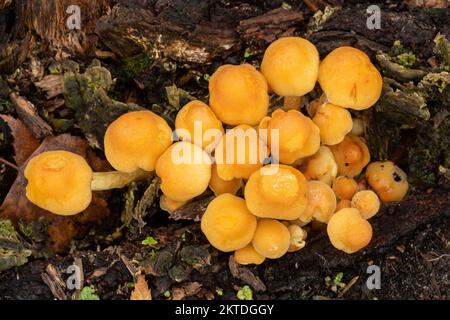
[91,169,150,191]
[283,96,301,110]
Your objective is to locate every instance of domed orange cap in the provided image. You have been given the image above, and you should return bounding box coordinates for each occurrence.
[234,244,265,265]
[330,136,370,178]
[209,64,269,126]
[366,161,408,202]
[313,102,353,146]
[300,180,337,224]
[252,219,291,259]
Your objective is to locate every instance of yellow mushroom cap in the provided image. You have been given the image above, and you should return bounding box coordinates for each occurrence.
[336,199,352,211]
[261,37,320,97]
[214,124,268,181]
[104,110,173,173]
[304,146,338,185]
[160,195,187,214]
[234,244,265,265]
[209,64,269,126]
[318,46,382,110]
[301,180,337,224]
[351,190,380,219]
[330,136,371,178]
[288,224,308,252]
[313,102,353,146]
[201,194,257,252]
[175,100,224,151]
[209,164,242,196]
[24,151,93,216]
[327,208,373,254]
[332,176,358,200]
[245,165,308,220]
[252,219,291,259]
[366,161,409,202]
[156,141,212,202]
[259,109,320,164]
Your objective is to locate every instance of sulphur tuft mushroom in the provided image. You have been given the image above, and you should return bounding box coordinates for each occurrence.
[327,208,373,254]
[288,224,308,252]
[104,110,173,173]
[209,64,269,126]
[301,180,337,224]
[234,244,265,265]
[259,109,320,164]
[175,100,224,152]
[312,102,353,146]
[261,37,320,110]
[330,136,370,178]
[366,161,409,202]
[245,165,308,220]
[351,190,380,219]
[304,146,338,185]
[214,124,268,181]
[318,46,383,110]
[332,176,358,200]
[209,164,242,196]
[156,141,212,202]
[25,151,148,216]
[201,194,257,252]
[252,219,291,259]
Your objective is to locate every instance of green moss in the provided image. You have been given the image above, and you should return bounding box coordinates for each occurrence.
[142,236,158,247]
[78,286,100,300]
[0,219,32,272]
[396,52,417,68]
[117,54,152,82]
[237,286,253,300]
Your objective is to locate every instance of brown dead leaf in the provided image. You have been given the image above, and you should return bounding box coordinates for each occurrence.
[0,115,40,166]
[130,275,152,300]
[172,282,202,301]
[229,256,266,292]
[0,134,111,253]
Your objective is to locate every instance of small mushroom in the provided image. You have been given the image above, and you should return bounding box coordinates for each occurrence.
[304,146,338,185]
[351,190,380,219]
[288,224,308,252]
[209,164,242,196]
[156,141,212,202]
[234,244,265,265]
[245,165,308,220]
[209,64,269,126]
[336,199,352,211]
[350,118,365,136]
[300,180,337,224]
[332,176,358,200]
[261,37,320,110]
[252,219,291,259]
[25,151,148,215]
[330,136,370,178]
[365,161,409,202]
[201,194,257,252]
[327,208,373,254]
[259,109,320,164]
[160,195,187,214]
[175,100,224,152]
[313,102,353,145]
[104,110,173,173]
[318,46,383,110]
[214,124,268,181]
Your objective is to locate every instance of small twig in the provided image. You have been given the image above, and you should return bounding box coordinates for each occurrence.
[0,157,19,170]
[337,276,359,298]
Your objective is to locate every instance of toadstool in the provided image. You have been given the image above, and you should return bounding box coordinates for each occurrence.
[261,37,320,110]
[351,190,380,219]
[245,165,308,220]
[304,146,338,185]
[312,102,353,145]
[201,194,257,252]
[318,46,383,110]
[330,136,370,178]
[160,195,187,214]
[336,199,352,211]
[252,219,291,259]
[209,64,269,126]
[288,224,308,252]
[327,208,373,254]
[365,161,409,202]
[301,180,337,224]
[209,163,242,196]
[332,176,358,200]
[234,244,265,265]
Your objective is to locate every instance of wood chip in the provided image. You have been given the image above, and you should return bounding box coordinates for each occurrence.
[130,275,152,300]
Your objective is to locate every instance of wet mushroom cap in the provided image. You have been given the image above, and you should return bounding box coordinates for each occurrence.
[318,46,383,110]
[304,146,338,186]
[209,64,269,126]
[201,194,257,252]
[209,164,242,196]
[366,161,409,202]
[313,102,353,146]
[234,244,265,265]
[327,208,373,254]
[252,219,291,259]
[104,110,173,173]
[336,199,352,211]
[156,141,212,202]
[301,180,337,224]
[332,176,358,200]
[330,136,370,178]
[24,151,93,216]
[175,100,224,151]
[245,165,308,220]
[160,195,187,214]
[261,37,320,97]
[259,109,320,164]
[351,190,380,219]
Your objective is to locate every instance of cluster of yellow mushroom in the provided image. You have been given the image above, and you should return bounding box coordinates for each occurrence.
[23,37,410,262]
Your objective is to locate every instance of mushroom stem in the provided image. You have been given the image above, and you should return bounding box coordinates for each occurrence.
[91,169,150,191]
[283,96,301,110]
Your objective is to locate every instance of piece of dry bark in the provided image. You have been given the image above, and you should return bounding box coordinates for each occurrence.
[229,256,266,292]
[35,75,64,99]
[169,195,215,222]
[130,275,152,300]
